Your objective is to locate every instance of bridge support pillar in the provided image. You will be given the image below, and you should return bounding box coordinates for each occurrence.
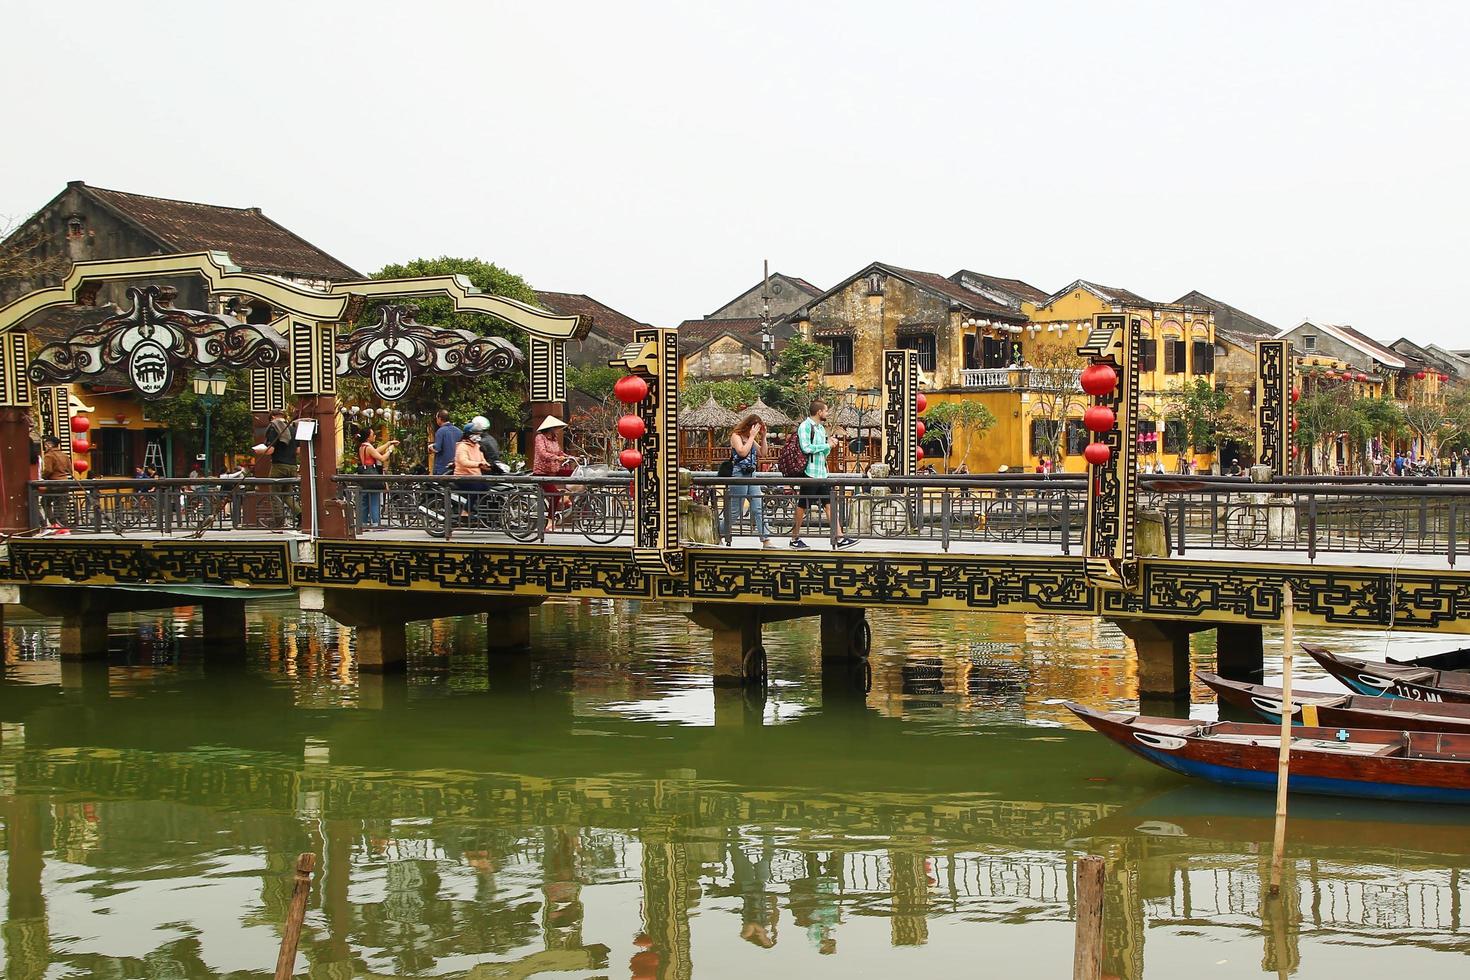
[1111,618,1195,699]
[486,602,537,654]
[59,614,109,660]
[820,609,869,662]
[687,605,763,686]
[1216,623,1265,680]
[202,601,248,650]
[354,622,407,673]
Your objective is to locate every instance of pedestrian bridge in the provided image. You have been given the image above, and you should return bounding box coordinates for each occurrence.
[7,471,1470,695]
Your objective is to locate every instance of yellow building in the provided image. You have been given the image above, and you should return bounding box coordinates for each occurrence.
[939,280,1219,475]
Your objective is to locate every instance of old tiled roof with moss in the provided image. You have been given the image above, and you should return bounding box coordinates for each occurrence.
[1174,290,1279,340]
[77,183,361,281]
[675,316,768,352]
[949,269,1051,307]
[534,290,649,344]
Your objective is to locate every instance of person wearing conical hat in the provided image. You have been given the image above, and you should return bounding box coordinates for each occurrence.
[532,416,572,531]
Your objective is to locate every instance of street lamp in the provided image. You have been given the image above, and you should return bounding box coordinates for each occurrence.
[191,371,228,475]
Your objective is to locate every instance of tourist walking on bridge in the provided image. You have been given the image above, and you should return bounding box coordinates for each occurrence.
[722,413,773,548]
[788,399,855,550]
[430,409,460,476]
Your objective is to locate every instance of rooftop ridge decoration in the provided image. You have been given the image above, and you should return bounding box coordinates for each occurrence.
[29,284,285,398]
[336,304,524,401]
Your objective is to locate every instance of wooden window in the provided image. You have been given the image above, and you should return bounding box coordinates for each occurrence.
[1065,419,1090,455]
[1140,339,1158,372]
[981,336,1006,368]
[1164,338,1186,374]
[1164,419,1188,454]
[1030,419,1061,457]
[963,334,978,370]
[1191,340,1214,374]
[898,333,937,372]
[819,336,853,375]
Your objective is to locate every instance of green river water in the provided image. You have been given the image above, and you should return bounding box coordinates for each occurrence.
[1,598,1467,978]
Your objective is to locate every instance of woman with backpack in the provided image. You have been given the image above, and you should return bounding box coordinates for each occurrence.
[722,414,773,548]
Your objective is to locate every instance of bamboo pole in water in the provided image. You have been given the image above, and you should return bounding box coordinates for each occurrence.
[1268,582,1295,898]
[1073,854,1105,980]
[274,852,316,980]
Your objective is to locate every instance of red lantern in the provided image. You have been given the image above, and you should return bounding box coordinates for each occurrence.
[1291,417,1299,431]
[71,415,91,433]
[1080,363,1119,396]
[1441,373,1450,383]
[1324,371,1336,381]
[71,437,90,455]
[613,374,649,404]
[1291,388,1301,403]
[915,447,924,462]
[619,448,644,470]
[1083,442,1111,466]
[1416,370,1428,381]
[1355,372,1368,383]
[916,392,928,414]
[915,420,926,440]
[73,458,90,474]
[1083,405,1116,433]
[616,414,646,440]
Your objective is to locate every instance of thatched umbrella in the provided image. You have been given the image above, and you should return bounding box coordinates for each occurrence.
[743,398,795,430]
[835,404,881,432]
[679,397,741,469]
[679,396,741,430]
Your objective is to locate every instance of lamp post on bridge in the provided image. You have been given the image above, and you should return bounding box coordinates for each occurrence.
[191,371,228,475]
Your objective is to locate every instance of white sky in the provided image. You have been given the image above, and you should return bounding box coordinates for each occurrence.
[3,0,1467,345]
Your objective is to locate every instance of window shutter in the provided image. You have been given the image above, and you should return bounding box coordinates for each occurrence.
[1140,339,1158,372]
[1164,340,1177,374]
[1192,340,1210,375]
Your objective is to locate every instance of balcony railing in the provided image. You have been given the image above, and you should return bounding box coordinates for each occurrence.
[960,367,1082,391]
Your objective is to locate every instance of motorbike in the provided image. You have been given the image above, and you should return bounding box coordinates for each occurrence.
[423,459,541,540]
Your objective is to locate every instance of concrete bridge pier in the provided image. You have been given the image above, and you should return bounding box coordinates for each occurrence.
[1110,618,1208,700]
[201,600,248,653]
[312,588,545,673]
[19,586,182,660]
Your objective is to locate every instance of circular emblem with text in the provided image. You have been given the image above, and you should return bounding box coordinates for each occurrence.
[129,339,171,397]
[370,350,412,401]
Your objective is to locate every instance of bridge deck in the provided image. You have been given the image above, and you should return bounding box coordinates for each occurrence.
[25,527,1462,572]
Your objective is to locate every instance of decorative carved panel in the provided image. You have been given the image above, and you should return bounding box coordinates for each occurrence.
[334,304,523,401]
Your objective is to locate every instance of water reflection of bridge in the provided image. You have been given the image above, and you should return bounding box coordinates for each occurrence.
[4,667,1470,979]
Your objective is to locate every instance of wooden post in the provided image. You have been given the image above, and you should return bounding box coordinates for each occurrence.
[1268,582,1295,897]
[274,851,316,980]
[1073,854,1105,980]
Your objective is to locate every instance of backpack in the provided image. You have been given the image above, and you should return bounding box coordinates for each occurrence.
[777,428,808,477]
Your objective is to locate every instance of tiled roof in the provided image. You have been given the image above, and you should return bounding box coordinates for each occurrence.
[705,272,824,319]
[675,316,766,351]
[78,183,360,281]
[1174,290,1278,339]
[949,269,1051,306]
[533,290,649,343]
[785,275,824,296]
[1043,279,1155,308]
[1295,320,1406,369]
[879,264,1028,320]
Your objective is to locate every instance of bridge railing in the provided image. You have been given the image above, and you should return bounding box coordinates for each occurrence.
[1143,479,1470,561]
[30,478,300,535]
[335,472,633,544]
[692,473,1088,551]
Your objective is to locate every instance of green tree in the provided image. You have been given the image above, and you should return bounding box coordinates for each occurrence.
[758,336,835,417]
[921,400,997,471]
[1403,399,1447,459]
[1293,387,1354,474]
[566,364,622,402]
[1166,377,1249,454]
[363,256,537,427]
[144,372,255,472]
[681,378,763,413]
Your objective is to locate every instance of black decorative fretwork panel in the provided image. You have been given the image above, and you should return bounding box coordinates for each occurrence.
[7,541,292,586]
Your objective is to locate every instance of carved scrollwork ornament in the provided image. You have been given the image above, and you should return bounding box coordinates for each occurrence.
[334,304,524,401]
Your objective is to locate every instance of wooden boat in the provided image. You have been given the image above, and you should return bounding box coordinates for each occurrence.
[1304,643,1470,703]
[1198,671,1470,735]
[1065,702,1470,804]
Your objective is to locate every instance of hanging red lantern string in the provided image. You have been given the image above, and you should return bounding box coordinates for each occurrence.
[614,374,649,404]
[70,415,91,434]
[1080,363,1119,396]
[915,447,925,462]
[73,458,90,474]
[616,415,646,440]
[915,420,925,440]
[71,436,91,455]
[916,392,928,414]
[619,448,643,470]
[1083,405,1115,433]
[1083,442,1111,466]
